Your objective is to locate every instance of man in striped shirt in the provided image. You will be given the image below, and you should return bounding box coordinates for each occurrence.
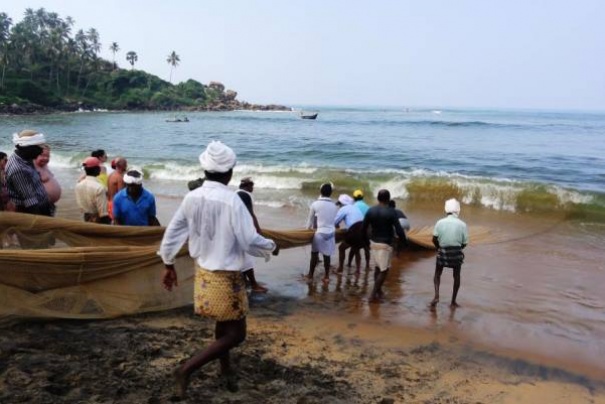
[5,130,54,216]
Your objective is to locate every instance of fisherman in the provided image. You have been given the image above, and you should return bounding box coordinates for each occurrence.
[431,198,469,308]
[75,156,111,224]
[305,182,338,284]
[388,199,410,257]
[334,194,365,274]
[91,149,110,188]
[159,141,279,397]
[5,130,54,216]
[362,189,407,303]
[349,189,371,269]
[236,177,269,293]
[34,144,62,209]
[112,170,160,226]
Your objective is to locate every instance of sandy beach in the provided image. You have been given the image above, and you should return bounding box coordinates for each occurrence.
[2,186,605,403]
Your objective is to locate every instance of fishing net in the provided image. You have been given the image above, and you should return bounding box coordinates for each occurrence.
[0,212,489,321]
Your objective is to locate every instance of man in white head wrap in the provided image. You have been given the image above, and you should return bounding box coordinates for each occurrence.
[305,182,339,284]
[431,198,469,309]
[5,129,55,216]
[159,140,279,398]
[112,170,160,226]
[334,193,365,273]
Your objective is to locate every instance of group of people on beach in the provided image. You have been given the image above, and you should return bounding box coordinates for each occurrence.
[0,129,160,228]
[2,132,469,398]
[158,140,469,397]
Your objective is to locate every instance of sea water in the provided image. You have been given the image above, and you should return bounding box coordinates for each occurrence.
[1,107,605,376]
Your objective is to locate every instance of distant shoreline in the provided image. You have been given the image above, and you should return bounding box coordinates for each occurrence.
[0,101,292,116]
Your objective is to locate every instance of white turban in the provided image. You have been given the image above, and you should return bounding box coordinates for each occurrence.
[445,198,461,215]
[199,141,236,173]
[338,194,354,206]
[123,170,143,185]
[12,130,46,147]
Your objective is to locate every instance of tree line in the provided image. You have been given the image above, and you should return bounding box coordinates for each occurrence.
[0,8,218,111]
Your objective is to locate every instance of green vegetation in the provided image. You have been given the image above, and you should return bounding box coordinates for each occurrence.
[0,8,250,112]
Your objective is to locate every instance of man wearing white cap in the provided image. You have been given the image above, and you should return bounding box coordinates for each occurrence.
[75,156,111,224]
[5,129,54,216]
[431,198,469,309]
[112,170,159,226]
[334,193,365,273]
[305,182,338,284]
[159,140,279,397]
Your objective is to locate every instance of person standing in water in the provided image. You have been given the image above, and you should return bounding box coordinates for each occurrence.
[431,198,469,308]
[236,177,269,293]
[362,189,406,303]
[305,182,338,284]
[159,141,279,398]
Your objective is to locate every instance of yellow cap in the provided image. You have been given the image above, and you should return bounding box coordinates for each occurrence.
[353,189,363,198]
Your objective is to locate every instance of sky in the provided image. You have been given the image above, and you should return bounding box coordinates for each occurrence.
[2,0,605,110]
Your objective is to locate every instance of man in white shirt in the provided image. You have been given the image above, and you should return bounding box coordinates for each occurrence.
[159,141,279,398]
[305,182,338,284]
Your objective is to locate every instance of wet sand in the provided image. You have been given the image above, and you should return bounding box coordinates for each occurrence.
[3,177,605,402]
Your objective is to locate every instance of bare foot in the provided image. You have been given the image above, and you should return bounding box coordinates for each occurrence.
[251,284,268,293]
[173,367,189,399]
[450,302,460,308]
[430,297,439,307]
[369,294,381,304]
[221,373,239,392]
[322,277,330,285]
[336,266,344,273]
[302,274,313,284]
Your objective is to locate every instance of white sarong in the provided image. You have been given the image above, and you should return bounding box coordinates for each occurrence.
[370,241,393,272]
[311,231,335,256]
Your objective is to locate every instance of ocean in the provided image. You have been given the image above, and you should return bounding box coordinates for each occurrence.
[1,107,605,376]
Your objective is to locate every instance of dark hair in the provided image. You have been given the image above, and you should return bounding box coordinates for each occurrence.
[0,151,6,160]
[204,169,232,183]
[84,166,101,177]
[91,149,106,159]
[388,200,396,208]
[377,189,390,203]
[320,183,332,197]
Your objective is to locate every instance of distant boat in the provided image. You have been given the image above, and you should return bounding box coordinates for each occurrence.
[300,111,318,120]
[165,116,189,123]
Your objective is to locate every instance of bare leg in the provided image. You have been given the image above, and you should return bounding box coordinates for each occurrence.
[244,268,268,293]
[369,267,388,302]
[451,266,461,307]
[337,242,350,273]
[174,319,246,398]
[364,246,371,270]
[322,254,331,284]
[431,264,444,307]
[306,252,319,281]
[352,247,361,273]
[347,248,355,267]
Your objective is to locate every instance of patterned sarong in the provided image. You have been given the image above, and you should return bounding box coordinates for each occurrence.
[194,265,249,321]
[436,246,465,268]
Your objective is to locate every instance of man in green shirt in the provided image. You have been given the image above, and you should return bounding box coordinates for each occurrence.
[431,198,469,309]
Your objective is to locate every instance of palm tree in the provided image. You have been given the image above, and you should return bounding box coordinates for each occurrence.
[126,51,137,69]
[166,50,180,83]
[109,42,119,69]
[0,12,12,90]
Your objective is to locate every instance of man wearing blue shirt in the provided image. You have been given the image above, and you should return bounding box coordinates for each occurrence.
[112,170,160,226]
